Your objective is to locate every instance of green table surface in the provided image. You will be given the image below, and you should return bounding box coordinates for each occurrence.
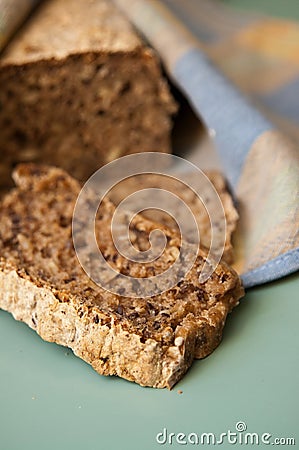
[1,2,299,450]
[224,0,299,21]
[1,275,298,450]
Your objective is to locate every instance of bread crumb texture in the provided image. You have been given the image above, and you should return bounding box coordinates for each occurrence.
[0,0,176,190]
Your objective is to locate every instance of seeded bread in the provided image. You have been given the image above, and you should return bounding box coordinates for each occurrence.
[0,0,176,190]
[108,170,238,264]
[0,164,244,388]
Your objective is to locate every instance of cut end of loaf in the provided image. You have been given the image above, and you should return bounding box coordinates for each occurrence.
[0,0,177,190]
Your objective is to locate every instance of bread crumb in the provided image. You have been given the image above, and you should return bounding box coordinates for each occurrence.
[177,390,183,395]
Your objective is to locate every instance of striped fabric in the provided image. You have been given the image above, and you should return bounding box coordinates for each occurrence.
[115,0,299,287]
[0,0,41,51]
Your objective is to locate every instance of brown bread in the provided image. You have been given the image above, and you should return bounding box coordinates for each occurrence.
[0,0,176,190]
[108,170,239,264]
[0,164,244,388]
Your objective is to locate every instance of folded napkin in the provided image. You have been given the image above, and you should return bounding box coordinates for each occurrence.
[114,0,299,288]
[2,0,299,288]
[0,0,41,51]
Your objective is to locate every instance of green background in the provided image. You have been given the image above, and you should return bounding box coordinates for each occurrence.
[225,0,299,20]
[1,275,298,450]
[1,1,299,449]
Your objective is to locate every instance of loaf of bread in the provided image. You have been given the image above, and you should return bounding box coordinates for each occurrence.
[0,0,176,190]
[0,164,244,388]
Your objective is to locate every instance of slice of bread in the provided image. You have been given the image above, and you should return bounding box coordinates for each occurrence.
[0,0,176,190]
[0,164,244,388]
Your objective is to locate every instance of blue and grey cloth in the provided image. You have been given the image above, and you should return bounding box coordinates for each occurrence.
[114,0,299,288]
